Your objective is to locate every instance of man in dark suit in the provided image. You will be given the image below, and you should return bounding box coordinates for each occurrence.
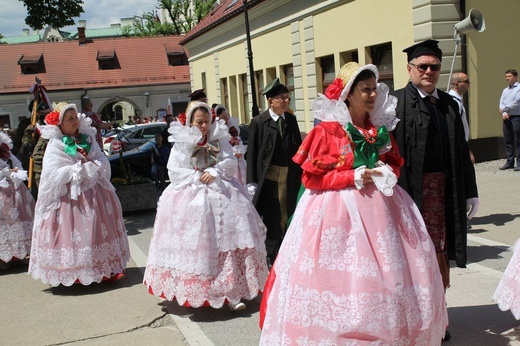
[392,39,479,342]
[247,78,302,264]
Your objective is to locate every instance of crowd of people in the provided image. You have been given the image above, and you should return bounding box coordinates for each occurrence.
[4,38,520,344]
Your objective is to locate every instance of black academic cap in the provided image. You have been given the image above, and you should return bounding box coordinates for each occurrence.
[189,89,207,101]
[403,39,442,62]
[262,78,289,99]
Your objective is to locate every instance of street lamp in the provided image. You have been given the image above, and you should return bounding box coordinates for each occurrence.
[243,0,259,117]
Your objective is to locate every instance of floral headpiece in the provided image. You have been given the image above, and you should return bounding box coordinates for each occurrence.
[45,103,77,125]
[177,112,187,126]
[45,111,61,125]
[325,62,379,102]
[313,62,398,132]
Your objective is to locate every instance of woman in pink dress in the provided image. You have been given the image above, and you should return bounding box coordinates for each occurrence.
[493,242,520,319]
[144,101,267,311]
[29,102,130,286]
[259,62,447,344]
[0,131,35,269]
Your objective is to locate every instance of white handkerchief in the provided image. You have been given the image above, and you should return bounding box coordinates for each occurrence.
[371,163,397,196]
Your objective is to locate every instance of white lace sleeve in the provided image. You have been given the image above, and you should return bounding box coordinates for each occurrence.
[233,141,247,155]
[40,124,63,140]
[169,121,203,146]
[36,134,112,220]
[85,133,112,184]
[369,83,399,132]
[166,123,202,188]
[312,93,353,126]
[0,166,9,188]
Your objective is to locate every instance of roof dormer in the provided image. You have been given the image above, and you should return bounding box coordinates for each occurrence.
[165,46,187,66]
[97,49,120,70]
[18,53,46,74]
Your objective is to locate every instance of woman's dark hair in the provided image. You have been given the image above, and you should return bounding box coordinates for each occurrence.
[345,69,376,107]
[216,107,226,117]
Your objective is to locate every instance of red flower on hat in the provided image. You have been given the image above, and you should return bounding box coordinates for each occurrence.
[177,112,186,126]
[45,111,61,125]
[325,78,345,101]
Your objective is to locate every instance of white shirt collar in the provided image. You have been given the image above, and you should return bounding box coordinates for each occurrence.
[415,86,439,100]
[269,109,285,121]
[448,89,462,100]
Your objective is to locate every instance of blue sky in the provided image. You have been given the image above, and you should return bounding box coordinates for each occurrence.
[0,0,158,37]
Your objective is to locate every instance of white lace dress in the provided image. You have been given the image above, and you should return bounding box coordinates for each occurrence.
[259,83,447,345]
[28,118,130,286]
[143,120,268,308]
[0,153,34,262]
[493,239,520,319]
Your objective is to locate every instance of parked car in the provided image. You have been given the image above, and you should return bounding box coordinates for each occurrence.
[108,139,156,180]
[104,122,166,155]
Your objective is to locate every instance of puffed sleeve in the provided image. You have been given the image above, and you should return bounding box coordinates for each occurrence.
[293,123,356,191]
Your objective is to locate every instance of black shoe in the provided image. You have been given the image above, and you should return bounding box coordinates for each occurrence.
[515,166,520,171]
[442,330,451,342]
[500,163,514,170]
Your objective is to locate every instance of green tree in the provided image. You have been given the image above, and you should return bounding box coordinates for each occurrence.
[19,0,84,31]
[122,11,177,37]
[124,0,217,36]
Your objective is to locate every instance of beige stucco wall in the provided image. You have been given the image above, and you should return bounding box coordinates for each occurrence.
[312,0,415,95]
[466,0,518,139]
[187,0,418,132]
[185,0,513,154]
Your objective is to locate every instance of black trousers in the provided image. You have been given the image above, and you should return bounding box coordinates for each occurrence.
[503,116,520,164]
[256,180,284,261]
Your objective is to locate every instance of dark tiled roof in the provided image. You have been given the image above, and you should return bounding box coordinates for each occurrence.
[0,36,190,94]
[179,0,265,45]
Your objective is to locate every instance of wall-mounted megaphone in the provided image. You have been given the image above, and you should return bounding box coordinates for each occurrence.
[454,8,485,37]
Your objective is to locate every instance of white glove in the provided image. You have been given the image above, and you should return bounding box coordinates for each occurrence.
[466,197,479,220]
[247,183,257,199]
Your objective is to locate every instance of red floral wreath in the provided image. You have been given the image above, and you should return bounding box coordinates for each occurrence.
[177,112,186,126]
[325,77,345,101]
[45,111,61,125]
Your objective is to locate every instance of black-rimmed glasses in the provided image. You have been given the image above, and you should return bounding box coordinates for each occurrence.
[409,63,442,73]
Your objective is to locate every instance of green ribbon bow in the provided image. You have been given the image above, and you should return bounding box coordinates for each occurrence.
[346,123,390,168]
[62,133,92,156]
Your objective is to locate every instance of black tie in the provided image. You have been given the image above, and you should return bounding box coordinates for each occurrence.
[276,117,285,136]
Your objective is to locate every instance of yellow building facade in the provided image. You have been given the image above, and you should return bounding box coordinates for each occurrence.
[182,0,518,162]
